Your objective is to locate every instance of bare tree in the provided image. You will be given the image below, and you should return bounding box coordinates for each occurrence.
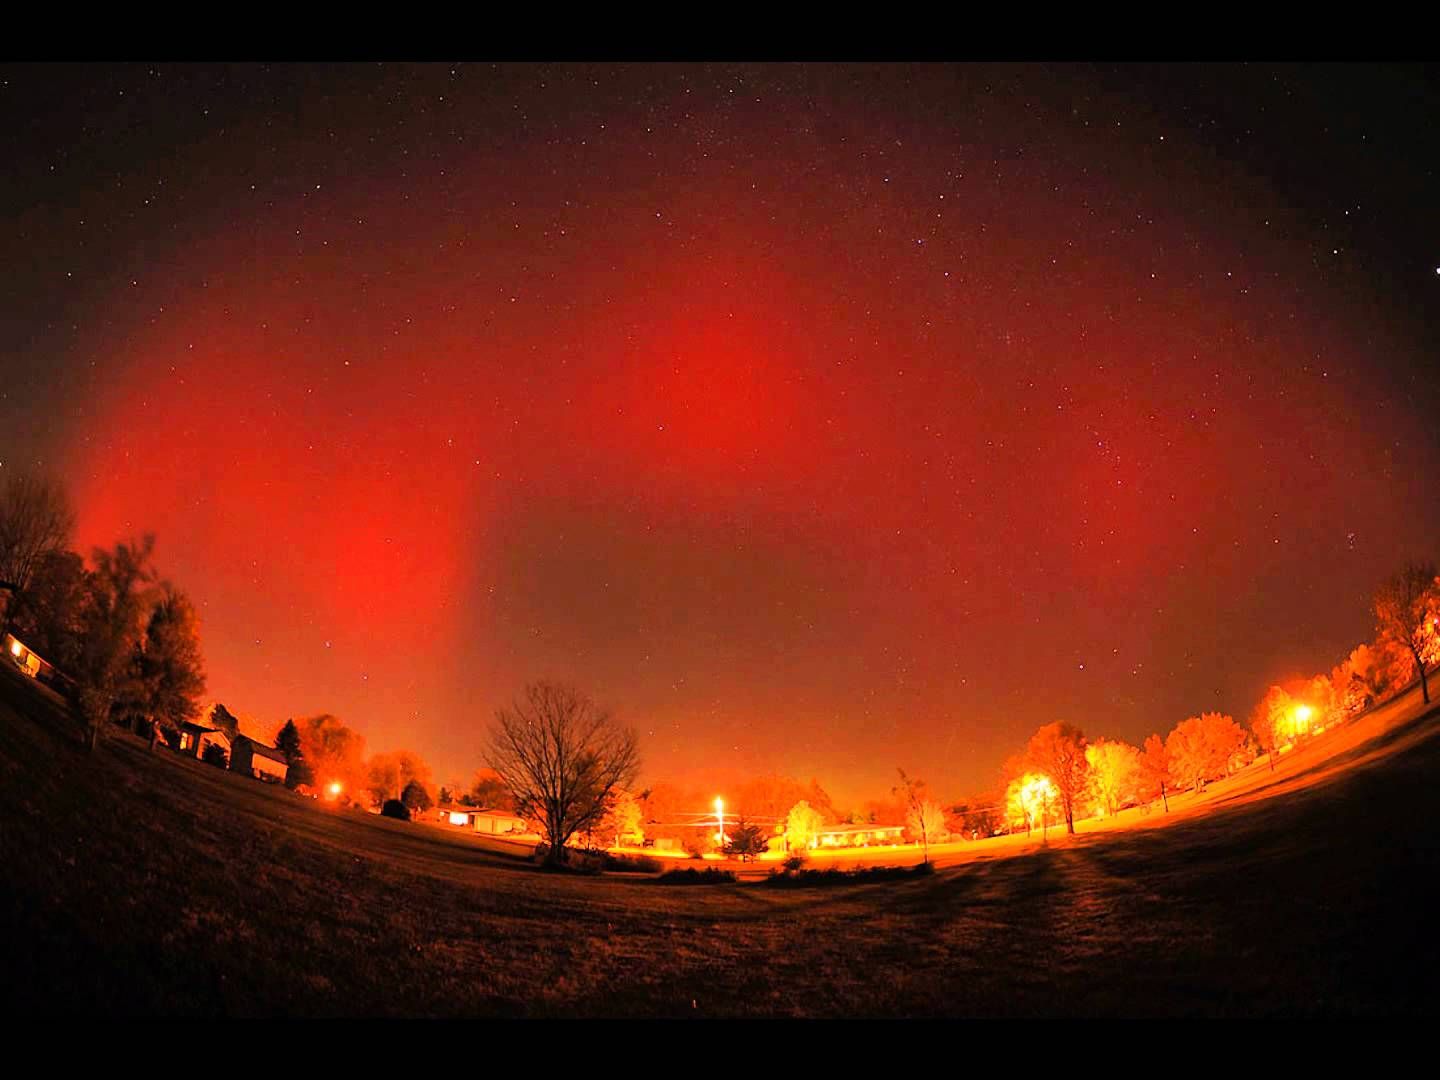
[0,472,75,611]
[1374,562,1439,705]
[485,681,640,866]
[894,769,944,864]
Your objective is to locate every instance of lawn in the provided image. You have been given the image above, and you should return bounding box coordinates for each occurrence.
[1,662,1436,1017]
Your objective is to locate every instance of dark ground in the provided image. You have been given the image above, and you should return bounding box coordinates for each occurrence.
[1,662,1436,1017]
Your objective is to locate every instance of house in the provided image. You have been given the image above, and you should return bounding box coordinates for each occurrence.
[230,736,289,784]
[811,823,906,849]
[435,804,528,835]
[4,633,55,683]
[436,803,478,827]
[175,721,231,763]
[472,808,528,835]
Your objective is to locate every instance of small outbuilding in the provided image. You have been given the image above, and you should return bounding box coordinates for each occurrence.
[230,736,290,784]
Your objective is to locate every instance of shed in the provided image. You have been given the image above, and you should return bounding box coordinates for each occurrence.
[231,736,290,784]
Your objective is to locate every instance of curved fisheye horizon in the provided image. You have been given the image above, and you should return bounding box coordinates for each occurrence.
[2,60,1438,1021]
[7,63,1437,805]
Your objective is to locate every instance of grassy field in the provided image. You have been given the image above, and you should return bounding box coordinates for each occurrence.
[2,663,1437,1017]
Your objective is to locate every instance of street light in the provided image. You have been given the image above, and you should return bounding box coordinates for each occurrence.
[714,796,726,845]
[1293,703,1313,738]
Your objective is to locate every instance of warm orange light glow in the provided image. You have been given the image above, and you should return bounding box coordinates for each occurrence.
[9,640,21,657]
[714,797,726,845]
[1290,703,1315,738]
[1006,772,1057,834]
[327,781,343,799]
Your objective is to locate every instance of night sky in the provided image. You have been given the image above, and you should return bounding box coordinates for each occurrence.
[4,63,1438,805]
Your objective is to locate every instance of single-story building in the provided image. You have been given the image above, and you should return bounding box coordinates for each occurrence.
[175,721,231,763]
[811,823,906,849]
[435,804,528,835]
[437,803,477,827]
[230,736,290,784]
[4,632,55,682]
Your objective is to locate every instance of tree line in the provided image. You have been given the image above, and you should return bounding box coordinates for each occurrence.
[0,474,459,814]
[0,475,207,753]
[990,558,1440,838]
[6,471,1434,868]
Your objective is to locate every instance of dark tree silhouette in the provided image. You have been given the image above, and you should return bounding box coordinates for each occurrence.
[6,548,87,672]
[1374,562,1439,705]
[275,719,313,789]
[136,586,206,750]
[74,537,158,752]
[401,778,433,815]
[209,703,240,741]
[466,768,515,810]
[0,473,75,615]
[201,742,229,769]
[484,681,640,866]
[722,818,769,862]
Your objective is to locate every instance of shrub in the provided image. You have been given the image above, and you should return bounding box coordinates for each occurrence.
[201,743,229,769]
[529,844,630,874]
[656,867,737,886]
[601,852,663,874]
[565,849,607,874]
[781,852,809,873]
[380,799,411,821]
[763,862,935,888]
[682,835,711,859]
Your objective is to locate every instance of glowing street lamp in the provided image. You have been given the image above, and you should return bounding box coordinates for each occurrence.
[714,796,727,845]
[1292,703,1314,738]
[327,781,343,800]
